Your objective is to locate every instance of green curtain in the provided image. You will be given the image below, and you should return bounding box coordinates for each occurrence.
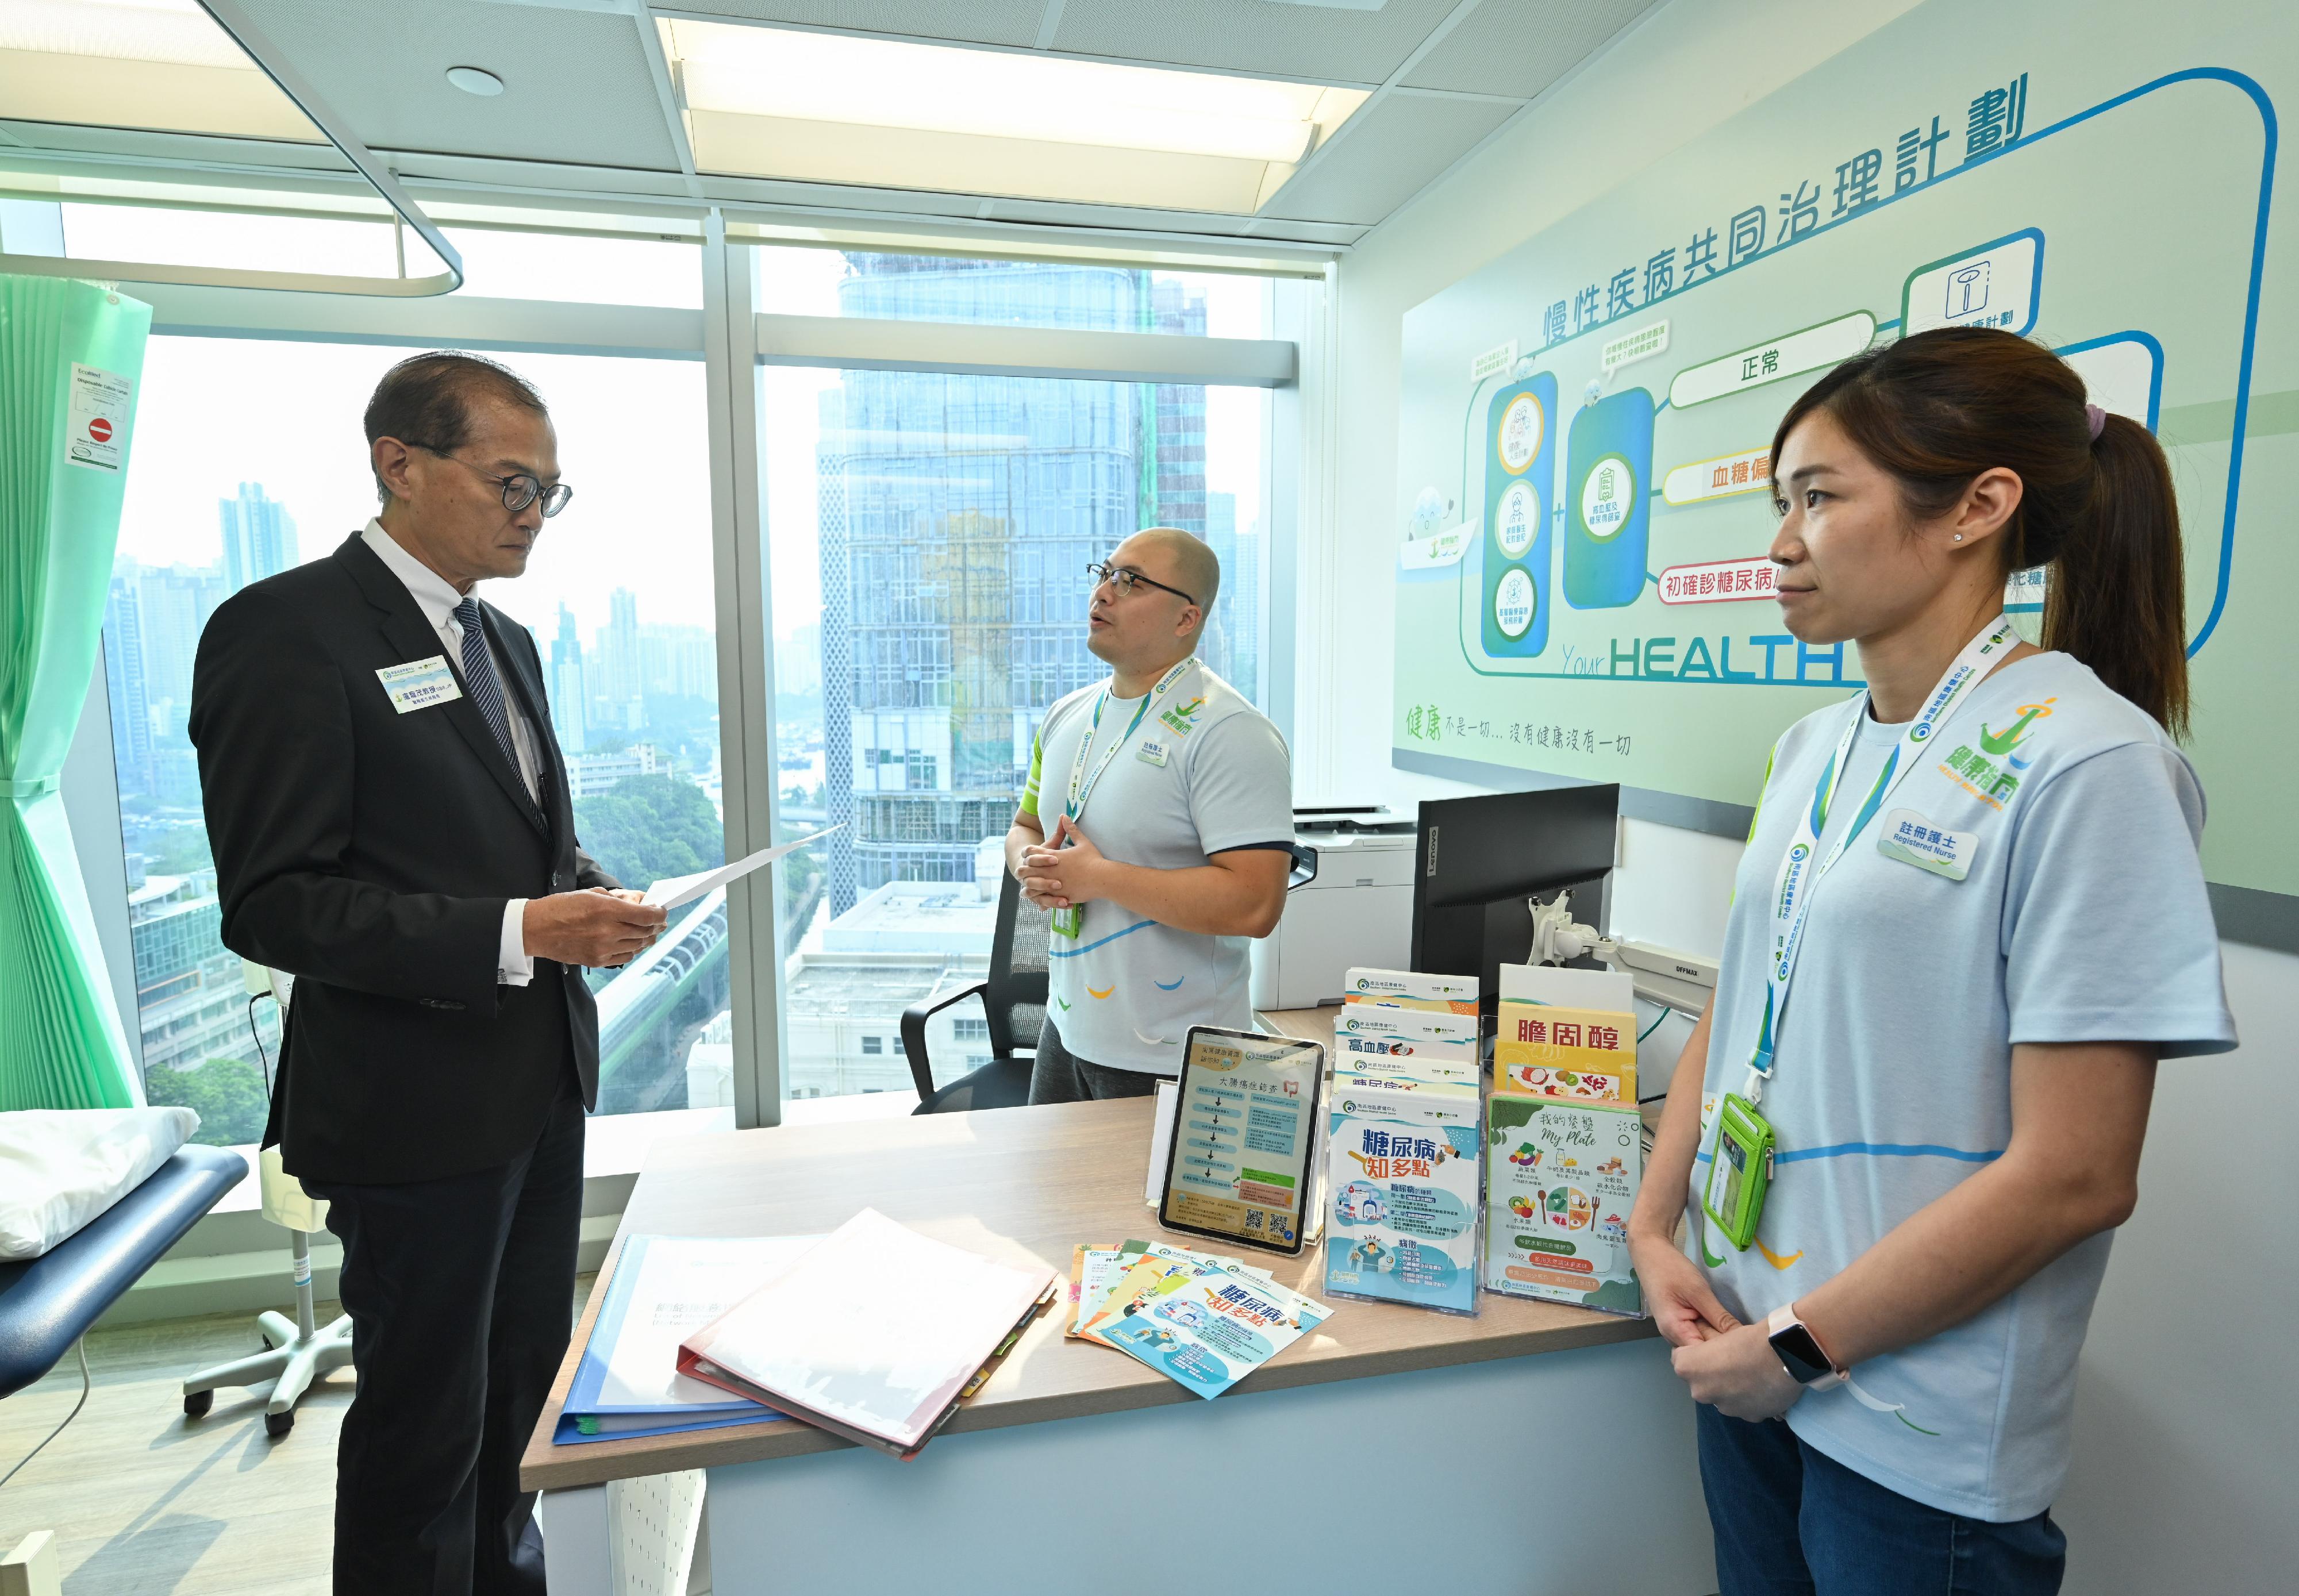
[1,275,152,1110]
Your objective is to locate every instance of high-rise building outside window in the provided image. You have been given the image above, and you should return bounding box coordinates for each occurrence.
[759,249,1273,1104]
[217,482,298,591]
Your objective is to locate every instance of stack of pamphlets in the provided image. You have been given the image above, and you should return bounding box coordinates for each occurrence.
[556,1234,818,1444]
[1343,967,1479,1015]
[1068,1239,1329,1398]
[1324,1075,1483,1315]
[1483,1094,1644,1317]
[1493,964,1638,1103]
[1332,1002,1480,1051]
[1331,1005,1482,1091]
[678,1209,1056,1459]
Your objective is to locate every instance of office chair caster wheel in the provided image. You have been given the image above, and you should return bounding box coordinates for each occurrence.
[264,1409,294,1437]
[184,1389,213,1418]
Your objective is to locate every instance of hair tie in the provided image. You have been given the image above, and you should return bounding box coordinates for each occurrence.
[2085,403,2108,442]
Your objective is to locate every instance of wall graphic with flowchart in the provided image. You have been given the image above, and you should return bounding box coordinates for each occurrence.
[1393,0,2297,912]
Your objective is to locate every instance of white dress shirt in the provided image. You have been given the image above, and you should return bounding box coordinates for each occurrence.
[362,520,543,987]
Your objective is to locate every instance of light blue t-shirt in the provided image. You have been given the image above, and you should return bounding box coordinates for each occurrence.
[1688,651,2235,1522]
[1020,660,1292,1074]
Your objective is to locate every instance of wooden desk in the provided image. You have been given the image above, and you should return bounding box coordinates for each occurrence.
[525,1025,1714,1594]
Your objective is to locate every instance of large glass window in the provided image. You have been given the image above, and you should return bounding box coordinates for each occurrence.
[101,332,719,1140]
[756,251,1271,1105]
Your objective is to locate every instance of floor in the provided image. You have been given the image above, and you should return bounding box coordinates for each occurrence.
[0,1279,614,1596]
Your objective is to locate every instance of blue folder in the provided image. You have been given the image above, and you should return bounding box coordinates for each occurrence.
[554,1233,791,1445]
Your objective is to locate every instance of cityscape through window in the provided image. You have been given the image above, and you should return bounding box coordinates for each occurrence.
[99,330,727,1141]
[761,251,1272,1102]
[84,239,1277,1139]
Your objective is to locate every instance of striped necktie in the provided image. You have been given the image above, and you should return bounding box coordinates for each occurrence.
[452,597,520,775]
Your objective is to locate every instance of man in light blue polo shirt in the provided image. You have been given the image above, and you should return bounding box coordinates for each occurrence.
[1006,528,1292,1101]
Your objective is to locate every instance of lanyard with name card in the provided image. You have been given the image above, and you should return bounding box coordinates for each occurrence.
[1705,615,2016,1258]
[1750,613,2017,1095]
[1048,656,1194,939]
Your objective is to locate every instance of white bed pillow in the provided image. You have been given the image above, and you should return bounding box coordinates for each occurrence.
[0,1107,202,1262]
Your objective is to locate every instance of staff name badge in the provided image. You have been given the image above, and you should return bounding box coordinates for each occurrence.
[1136,737,1170,767]
[1877,807,1975,880]
[377,656,463,714]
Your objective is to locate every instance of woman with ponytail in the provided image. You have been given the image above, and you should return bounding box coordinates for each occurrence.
[1626,326,2235,1593]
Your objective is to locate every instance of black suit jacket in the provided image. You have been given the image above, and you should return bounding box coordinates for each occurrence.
[189,532,616,1184]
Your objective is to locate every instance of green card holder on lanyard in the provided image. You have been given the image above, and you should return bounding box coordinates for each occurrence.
[1047,657,1194,940]
[1704,616,2017,1252]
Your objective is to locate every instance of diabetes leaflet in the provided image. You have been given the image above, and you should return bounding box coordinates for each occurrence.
[1070,1238,1329,1398]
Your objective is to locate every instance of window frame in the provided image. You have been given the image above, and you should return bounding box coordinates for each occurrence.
[59,212,1309,1159]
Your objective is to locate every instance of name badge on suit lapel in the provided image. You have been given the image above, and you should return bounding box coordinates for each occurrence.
[377,656,463,713]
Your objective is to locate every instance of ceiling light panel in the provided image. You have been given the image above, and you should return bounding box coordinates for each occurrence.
[0,0,317,140]
[667,21,1356,163]
[662,1,1047,51]
[0,0,242,66]
[662,17,1369,213]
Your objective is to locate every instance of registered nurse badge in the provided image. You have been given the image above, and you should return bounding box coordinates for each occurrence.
[1876,807,1976,880]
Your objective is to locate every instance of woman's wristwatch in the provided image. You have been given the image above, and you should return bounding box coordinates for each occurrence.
[1767,1304,1848,1391]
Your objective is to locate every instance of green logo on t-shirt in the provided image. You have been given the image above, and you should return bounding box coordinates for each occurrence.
[1159,695,1206,737]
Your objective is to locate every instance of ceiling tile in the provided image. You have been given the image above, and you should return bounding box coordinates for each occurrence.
[233,0,681,171]
[1049,0,1462,86]
[1257,89,1516,224]
[1400,0,1647,98]
[664,1,1049,49]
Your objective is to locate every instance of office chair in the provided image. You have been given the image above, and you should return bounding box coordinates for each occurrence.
[180,966,353,1437]
[901,845,1319,1114]
[901,869,1049,1113]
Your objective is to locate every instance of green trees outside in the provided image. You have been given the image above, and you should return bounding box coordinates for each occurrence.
[572,774,724,892]
[144,1055,270,1147]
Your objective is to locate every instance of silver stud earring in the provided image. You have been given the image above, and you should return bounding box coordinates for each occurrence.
[1953,533,1964,541]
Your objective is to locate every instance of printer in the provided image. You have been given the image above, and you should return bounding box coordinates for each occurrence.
[1250,807,1417,1010]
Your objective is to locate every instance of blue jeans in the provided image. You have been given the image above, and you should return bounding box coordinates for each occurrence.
[1697,1406,2066,1595]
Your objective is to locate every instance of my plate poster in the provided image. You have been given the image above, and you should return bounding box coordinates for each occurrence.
[1391,0,2298,919]
[1483,1098,1643,1318]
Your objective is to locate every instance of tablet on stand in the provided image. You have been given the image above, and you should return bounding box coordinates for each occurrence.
[1155,1025,1326,1257]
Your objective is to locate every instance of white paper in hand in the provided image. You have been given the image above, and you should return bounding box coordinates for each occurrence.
[642,825,844,910]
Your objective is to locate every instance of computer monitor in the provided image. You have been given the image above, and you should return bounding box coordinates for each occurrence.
[1409,784,1620,1011]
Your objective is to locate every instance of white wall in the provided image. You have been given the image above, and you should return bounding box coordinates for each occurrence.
[1309,0,2299,1586]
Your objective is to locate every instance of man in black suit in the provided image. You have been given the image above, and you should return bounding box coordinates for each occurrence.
[190,351,667,1595]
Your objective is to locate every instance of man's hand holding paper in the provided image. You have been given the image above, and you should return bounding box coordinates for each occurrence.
[522,889,666,968]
